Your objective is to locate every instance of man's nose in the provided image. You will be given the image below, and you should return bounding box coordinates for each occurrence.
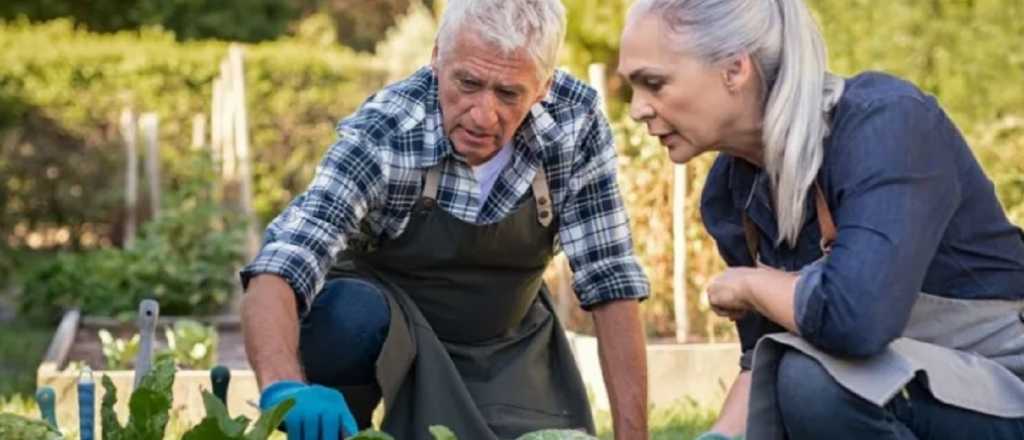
[469,92,499,130]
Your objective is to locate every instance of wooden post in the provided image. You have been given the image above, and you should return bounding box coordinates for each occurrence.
[219,60,237,182]
[191,113,206,151]
[673,164,688,342]
[139,113,161,218]
[211,78,224,166]
[587,63,608,115]
[229,44,260,260]
[120,109,138,248]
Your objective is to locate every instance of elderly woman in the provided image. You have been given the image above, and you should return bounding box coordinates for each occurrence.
[618,0,1024,439]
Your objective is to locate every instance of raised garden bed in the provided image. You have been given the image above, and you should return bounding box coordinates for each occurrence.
[36,309,262,432]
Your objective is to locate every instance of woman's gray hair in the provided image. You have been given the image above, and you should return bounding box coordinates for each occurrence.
[436,0,567,81]
[630,0,831,247]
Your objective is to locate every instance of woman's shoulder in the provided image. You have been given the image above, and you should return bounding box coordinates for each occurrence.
[838,71,936,111]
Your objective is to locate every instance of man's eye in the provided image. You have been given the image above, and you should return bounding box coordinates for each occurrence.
[458,78,481,91]
[497,89,520,102]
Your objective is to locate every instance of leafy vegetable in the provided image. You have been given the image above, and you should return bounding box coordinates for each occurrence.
[163,320,218,369]
[516,430,598,440]
[98,329,140,369]
[0,413,63,440]
[181,390,293,440]
[100,356,176,440]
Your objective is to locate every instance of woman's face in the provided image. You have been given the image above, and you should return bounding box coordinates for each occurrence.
[618,14,751,164]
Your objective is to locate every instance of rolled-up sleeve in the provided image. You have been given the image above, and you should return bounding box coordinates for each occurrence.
[240,127,384,316]
[559,111,651,309]
[794,96,961,357]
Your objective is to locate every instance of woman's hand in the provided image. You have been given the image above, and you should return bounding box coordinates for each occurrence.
[707,266,800,333]
[706,267,757,320]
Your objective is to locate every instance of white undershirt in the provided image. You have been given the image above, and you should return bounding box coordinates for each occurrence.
[470,143,513,201]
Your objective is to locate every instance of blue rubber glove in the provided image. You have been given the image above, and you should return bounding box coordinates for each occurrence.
[259,381,359,440]
[695,433,744,440]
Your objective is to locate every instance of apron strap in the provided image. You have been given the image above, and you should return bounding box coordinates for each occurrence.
[532,165,553,227]
[742,183,836,264]
[420,163,553,228]
[422,165,442,202]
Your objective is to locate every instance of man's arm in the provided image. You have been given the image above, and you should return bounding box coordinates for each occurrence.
[592,299,648,440]
[242,274,305,390]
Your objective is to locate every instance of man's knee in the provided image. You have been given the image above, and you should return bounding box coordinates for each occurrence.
[299,278,390,387]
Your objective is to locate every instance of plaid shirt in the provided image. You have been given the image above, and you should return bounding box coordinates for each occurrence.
[241,67,650,314]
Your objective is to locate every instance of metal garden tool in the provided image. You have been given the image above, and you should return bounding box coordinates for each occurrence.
[78,366,95,440]
[34,386,57,429]
[210,365,231,409]
[133,299,159,389]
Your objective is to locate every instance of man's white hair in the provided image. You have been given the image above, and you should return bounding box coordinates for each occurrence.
[436,0,567,81]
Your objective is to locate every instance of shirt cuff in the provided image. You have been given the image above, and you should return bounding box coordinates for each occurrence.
[239,241,325,317]
[573,258,651,310]
[794,257,827,339]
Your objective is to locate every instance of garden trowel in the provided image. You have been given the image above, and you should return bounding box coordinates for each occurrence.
[133,299,160,390]
[34,386,57,429]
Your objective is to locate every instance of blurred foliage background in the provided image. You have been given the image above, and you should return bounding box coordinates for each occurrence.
[0,0,1021,344]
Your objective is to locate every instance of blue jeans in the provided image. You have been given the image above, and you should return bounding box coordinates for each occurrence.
[299,278,390,388]
[776,349,1024,439]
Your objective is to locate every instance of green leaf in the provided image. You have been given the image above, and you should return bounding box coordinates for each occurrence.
[244,396,294,440]
[100,374,126,440]
[515,430,598,440]
[0,413,64,440]
[428,425,457,440]
[348,429,396,440]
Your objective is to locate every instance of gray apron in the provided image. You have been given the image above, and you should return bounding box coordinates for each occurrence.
[741,174,1024,440]
[331,163,595,440]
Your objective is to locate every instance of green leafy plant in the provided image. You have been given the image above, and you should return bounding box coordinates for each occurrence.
[101,356,176,440]
[180,390,293,440]
[98,329,140,369]
[163,319,218,369]
[0,413,63,440]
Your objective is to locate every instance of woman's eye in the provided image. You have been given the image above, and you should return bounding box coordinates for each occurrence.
[644,79,663,92]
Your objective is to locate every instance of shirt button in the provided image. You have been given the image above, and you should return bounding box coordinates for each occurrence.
[539,210,551,219]
[538,196,549,205]
[423,198,436,209]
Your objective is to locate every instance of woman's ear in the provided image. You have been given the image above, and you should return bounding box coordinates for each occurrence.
[722,53,755,94]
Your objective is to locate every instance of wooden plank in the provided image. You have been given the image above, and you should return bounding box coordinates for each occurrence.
[673,164,688,342]
[119,109,138,248]
[40,309,80,369]
[139,113,161,218]
[587,63,607,115]
[229,44,260,261]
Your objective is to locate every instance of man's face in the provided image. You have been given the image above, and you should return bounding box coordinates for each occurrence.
[432,29,552,166]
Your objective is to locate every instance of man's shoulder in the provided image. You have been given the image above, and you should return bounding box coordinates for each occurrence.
[543,69,602,115]
[338,67,435,143]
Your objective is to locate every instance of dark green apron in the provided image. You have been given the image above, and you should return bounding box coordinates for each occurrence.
[332,163,595,440]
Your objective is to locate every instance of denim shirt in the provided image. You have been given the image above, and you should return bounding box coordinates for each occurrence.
[700,72,1024,366]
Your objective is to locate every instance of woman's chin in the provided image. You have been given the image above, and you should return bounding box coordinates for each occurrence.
[666,141,703,164]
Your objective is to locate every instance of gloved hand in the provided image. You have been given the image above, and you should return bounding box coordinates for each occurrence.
[259,380,359,440]
[695,432,744,440]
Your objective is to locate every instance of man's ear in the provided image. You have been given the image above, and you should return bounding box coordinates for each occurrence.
[430,44,439,72]
[722,53,755,94]
[534,75,555,105]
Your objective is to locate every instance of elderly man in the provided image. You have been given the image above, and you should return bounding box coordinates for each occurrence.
[241,1,649,439]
